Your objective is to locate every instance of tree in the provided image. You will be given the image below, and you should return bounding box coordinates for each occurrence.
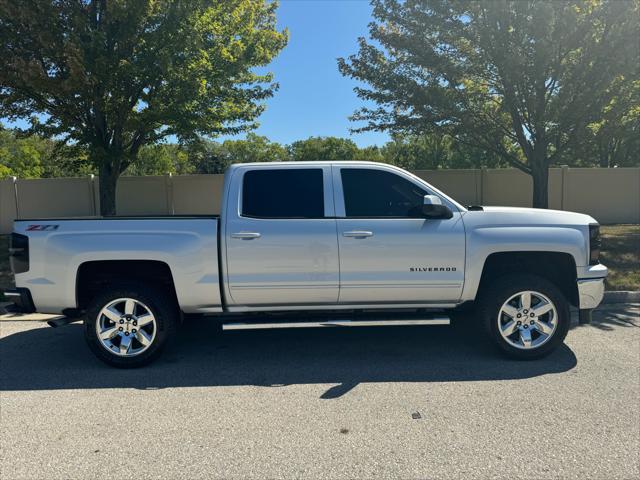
[288,136,360,161]
[0,0,287,214]
[188,140,230,174]
[125,144,193,176]
[186,133,288,173]
[339,0,639,207]
[0,128,46,178]
[568,79,640,168]
[0,126,95,177]
[354,144,385,163]
[381,133,452,170]
[220,133,289,164]
[377,133,507,170]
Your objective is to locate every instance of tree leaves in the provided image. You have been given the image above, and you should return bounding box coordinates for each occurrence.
[338,0,639,207]
[0,0,288,214]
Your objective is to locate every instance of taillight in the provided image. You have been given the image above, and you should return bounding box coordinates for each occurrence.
[9,233,29,274]
[589,224,600,265]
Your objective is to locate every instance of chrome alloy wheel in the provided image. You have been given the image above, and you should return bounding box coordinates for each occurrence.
[95,298,157,357]
[497,290,558,350]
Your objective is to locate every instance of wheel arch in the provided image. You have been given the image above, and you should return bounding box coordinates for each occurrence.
[476,251,579,307]
[75,260,179,311]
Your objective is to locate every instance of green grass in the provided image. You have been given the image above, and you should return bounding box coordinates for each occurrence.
[0,225,638,302]
[600,225,640,291]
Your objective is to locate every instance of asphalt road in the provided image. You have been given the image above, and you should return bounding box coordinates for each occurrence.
[1,305,638,479]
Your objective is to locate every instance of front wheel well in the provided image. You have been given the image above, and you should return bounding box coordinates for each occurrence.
[76,260,178,310]
[478,252,578,306]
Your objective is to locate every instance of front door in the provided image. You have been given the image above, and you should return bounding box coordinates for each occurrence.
[334,166,465,304]
[224,166,339,307]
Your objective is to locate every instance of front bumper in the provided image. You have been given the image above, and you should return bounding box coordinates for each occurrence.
[577,278,605,310]
[1,288,36,314]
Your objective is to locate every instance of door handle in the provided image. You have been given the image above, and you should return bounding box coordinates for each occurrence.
[343,230,374,238]
[231,232,261,239]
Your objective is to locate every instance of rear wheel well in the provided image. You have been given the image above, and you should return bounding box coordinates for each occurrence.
[478,252,578,306]
[76,260,178,310]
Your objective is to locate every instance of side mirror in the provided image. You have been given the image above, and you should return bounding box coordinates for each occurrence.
[422,195,453,219]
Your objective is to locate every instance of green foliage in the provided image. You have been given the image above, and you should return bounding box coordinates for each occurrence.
[221,133,289,164]
[40,144,95,178]
[379,133,510,170]
[354,145,385,163]
[564,79,640,167]
[188,141,232,175]
[0,0,288,214]
[0,129,537,179]
[125,144,193,176]
[186,133,289,174]
[0,127,93,178]
[288,136,361,161]
[338,0,639,207]
[0,130,44,178]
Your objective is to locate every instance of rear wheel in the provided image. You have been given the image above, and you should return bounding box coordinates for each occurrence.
[84,283,177,368]
[479,274,570,359]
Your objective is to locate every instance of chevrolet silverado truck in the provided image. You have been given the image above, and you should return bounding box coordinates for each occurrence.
[4,162,607,367]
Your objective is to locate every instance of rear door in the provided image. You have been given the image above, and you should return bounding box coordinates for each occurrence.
[223,165,339,307]
[334,165,465,305]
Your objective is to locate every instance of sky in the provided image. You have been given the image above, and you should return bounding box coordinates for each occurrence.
[238,0,389,147]
[4,0,390,147]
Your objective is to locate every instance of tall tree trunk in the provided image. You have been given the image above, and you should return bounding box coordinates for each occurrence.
[93,147,125,216]
[530,162,549,209]
[98,162,119,216]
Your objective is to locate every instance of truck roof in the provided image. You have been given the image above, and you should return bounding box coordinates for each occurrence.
[228,160,385,169]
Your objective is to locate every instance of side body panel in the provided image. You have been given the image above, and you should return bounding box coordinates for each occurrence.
[331,163,466,304]
[460,207,598,302]
[335,217,466,303]
[220,164,340,307]
[13,218,221,314]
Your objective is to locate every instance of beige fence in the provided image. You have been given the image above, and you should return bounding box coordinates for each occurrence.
[1,167,638,234]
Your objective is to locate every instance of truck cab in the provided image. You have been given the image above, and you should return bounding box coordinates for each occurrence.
[221,162,465,310]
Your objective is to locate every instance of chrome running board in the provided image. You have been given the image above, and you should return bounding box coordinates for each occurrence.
[222,315,449,331]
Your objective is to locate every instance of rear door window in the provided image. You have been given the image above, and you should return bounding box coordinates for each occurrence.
[242,169,325,218]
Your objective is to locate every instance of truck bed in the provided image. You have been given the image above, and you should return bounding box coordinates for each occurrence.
[12,217,223,314]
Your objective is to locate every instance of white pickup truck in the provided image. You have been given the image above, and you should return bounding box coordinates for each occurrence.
[4,162,607,367]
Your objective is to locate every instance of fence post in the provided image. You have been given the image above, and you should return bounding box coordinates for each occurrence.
[480,167,487,205]
[88,174,97,216]
[12,176,19,219]
[560,165,569,211]
[166,173,174,215]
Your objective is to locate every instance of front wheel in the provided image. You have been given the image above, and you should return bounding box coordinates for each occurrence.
[479,274,570,360]
[84,283,177,368]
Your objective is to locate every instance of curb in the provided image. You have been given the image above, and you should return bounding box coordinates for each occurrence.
[603,291,640,304]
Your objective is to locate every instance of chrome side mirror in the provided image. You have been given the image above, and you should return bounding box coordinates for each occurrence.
[422,195,453,219]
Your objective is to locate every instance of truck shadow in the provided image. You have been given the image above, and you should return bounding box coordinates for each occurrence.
[0,316,578,397]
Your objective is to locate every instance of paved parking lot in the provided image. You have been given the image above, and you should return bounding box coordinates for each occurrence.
[1,305,638,479]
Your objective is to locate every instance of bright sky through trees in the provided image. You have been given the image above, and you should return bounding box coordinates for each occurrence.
[235,0,390,147]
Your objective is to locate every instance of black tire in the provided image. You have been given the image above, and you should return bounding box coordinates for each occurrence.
[478,274,570,360]
[84,283,178,368]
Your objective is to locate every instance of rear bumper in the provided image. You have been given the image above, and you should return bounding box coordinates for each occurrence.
[577,278,605,310]
[2,288,36,314]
